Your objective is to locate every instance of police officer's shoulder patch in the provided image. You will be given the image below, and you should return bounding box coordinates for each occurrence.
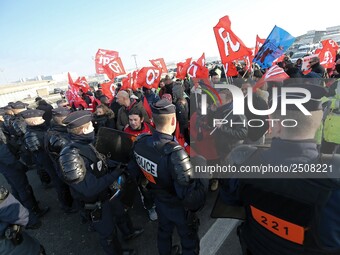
[227,145,259,166]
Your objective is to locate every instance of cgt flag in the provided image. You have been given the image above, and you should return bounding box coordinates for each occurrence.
[187,53,209,79]
[176,58,192,80]
[95,49,119,74]
[103,57,126,80]
[253,26,295,69]
[121,72,139,91]
[213,15,252,76]
[101,81,116,100]
[316,39,339,69]
[150,58,168,74]
[137,67,161,89]
[73,76,90,93]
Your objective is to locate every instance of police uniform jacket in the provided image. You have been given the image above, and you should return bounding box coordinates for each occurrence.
[129,131,206,211]
[220,138,340,254]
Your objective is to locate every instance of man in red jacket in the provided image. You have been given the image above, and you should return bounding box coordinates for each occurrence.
[124,109,153,136]
[124,109,157,221]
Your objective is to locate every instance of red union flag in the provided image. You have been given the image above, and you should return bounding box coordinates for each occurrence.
[255,35,266,56]
[103,57,126,80]
[137,67,161,89]
[150,58,168,74]
[224,62,239,77]
[213,15,252,76]
[65,86,87,109]
[121,71,140,91]
[187,53,208,78]
[95,49,119,74]
[318,39,339,69]
[187,63,209,78]
[73,76,90,92]
[253,65,289,91]
[196,52,206,66]
[176,58,192,80]
[101,81,116,100]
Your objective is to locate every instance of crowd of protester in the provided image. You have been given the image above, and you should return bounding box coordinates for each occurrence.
[1,48,340,254]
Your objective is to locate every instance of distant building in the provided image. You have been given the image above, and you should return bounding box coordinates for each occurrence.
[321,25,340,43]
[51,72,78,82]
[289,25,340,53]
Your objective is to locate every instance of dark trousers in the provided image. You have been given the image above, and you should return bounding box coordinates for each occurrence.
[0,163,40,226]
[35,150,73,209]
[155,200,199,255]
[109,197,134,236]
[92,200,122,255]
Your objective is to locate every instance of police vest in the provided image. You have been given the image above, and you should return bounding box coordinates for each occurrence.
[133,134,177,198]
[71,142,108,178]
[238,148,340,255]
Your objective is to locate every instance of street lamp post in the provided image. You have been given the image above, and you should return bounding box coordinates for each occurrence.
[131,54,138,70]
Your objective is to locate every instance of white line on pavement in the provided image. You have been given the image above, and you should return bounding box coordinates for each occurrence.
[200,218,239,255]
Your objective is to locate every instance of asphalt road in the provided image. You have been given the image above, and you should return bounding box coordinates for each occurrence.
[1,134,274,255]
[0,169,242,255]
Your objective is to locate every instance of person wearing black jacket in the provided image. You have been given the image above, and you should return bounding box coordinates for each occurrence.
[172,82,189,143]
[92,104,116,134]
[213,89,248,160]
[35,97,53,127]
[309,56,326,78]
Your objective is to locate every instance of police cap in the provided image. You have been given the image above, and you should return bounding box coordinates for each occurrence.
[276,83,327,111]
[52,107,71,117]
[20,109,45,119]
[3,105,12,111]
[151,98,176,114]
[62,110,92,129]
[11,101,29,109]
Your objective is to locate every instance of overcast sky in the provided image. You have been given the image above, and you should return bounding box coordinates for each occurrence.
[1,0,339,84]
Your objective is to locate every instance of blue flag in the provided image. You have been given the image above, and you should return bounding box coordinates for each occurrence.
[253,26,295,69]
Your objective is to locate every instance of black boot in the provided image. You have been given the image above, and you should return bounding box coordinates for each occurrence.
[171,245,181,255]
[32,204,50,218]
[122,249,137,255]
[26,219,42,230]
[123,228,144,241]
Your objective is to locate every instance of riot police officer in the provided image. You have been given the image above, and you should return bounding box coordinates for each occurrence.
[59,110,140,255]
[21,109,71,213]
[45,107,75,213]
[0,186,46,254]
[128,99,207,255]
[10,101,51,187]
[0,109,48,229]
[217,83,340,255]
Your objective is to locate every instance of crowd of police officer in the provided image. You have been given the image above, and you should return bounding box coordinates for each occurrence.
[0,84,206,255]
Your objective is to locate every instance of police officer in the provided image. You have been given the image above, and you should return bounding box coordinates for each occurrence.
[59,110,140,255]
[21,109,71,213]
[45,107,75,213]
[0,110,48,229]
[10,101,51,187]
[128,99,207,255]
[0,186,46,254]
[218,83,340,254]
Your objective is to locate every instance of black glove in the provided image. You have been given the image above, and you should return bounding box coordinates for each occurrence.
[109,163,125,179]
